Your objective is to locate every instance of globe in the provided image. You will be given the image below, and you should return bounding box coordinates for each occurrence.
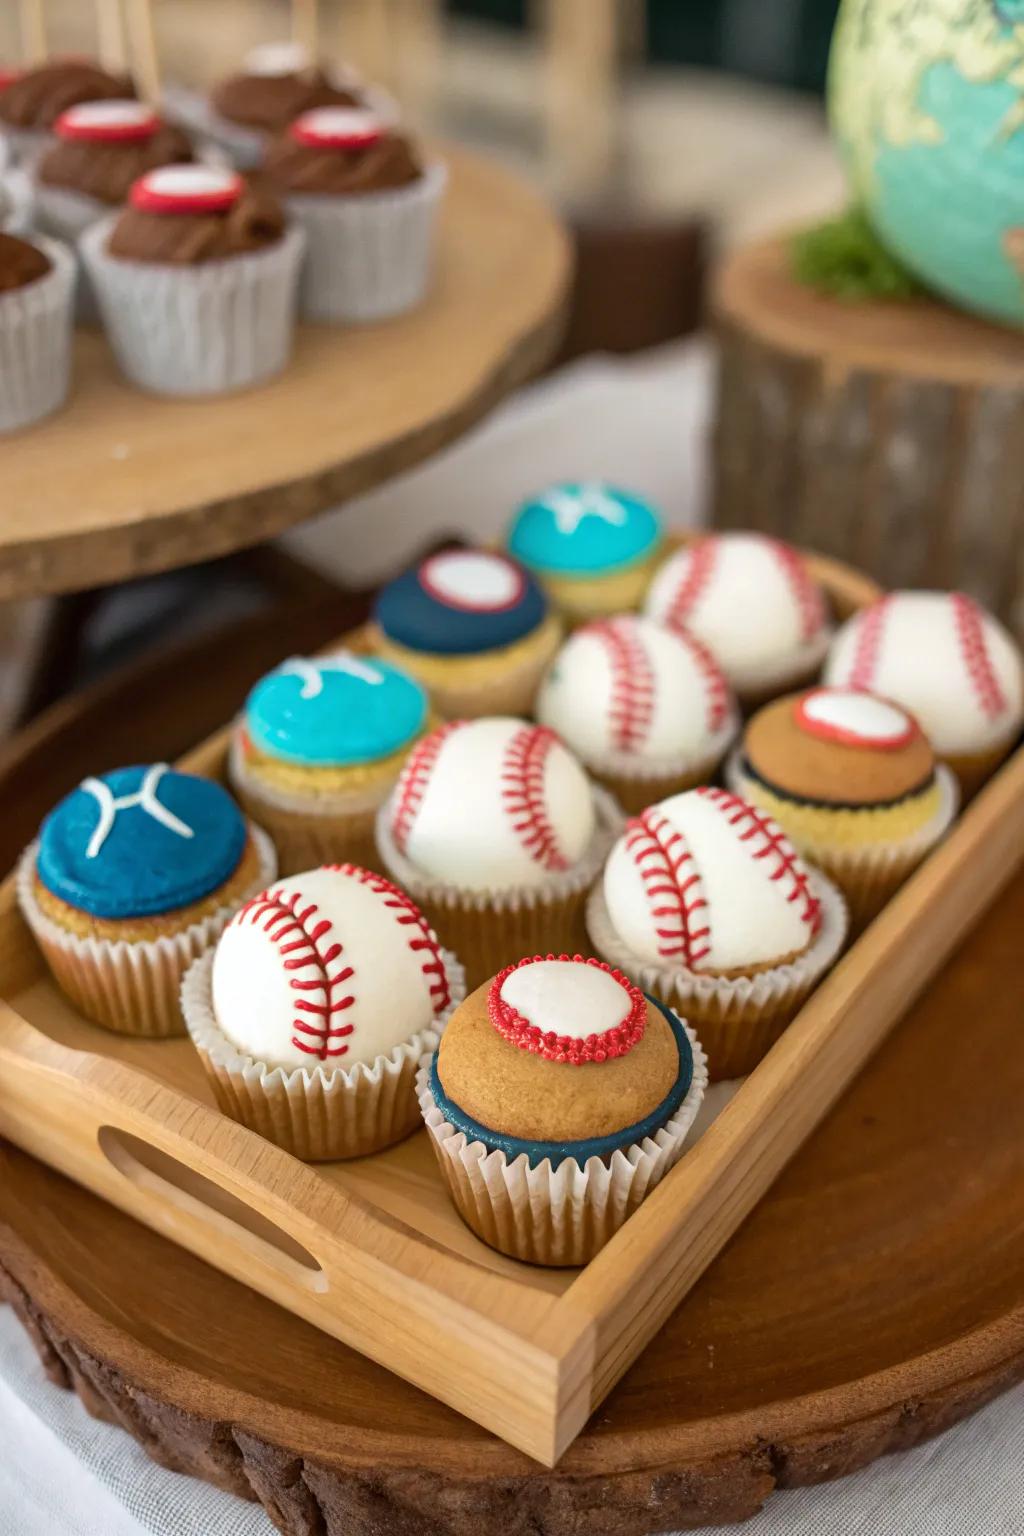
[829,0,1024,327]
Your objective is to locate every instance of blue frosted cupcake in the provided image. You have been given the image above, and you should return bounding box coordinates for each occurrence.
[506,482,663,623]
[372,547,561,717]
[418,953,707,1264]
[230,648,430,874]
[18,763,276,1036]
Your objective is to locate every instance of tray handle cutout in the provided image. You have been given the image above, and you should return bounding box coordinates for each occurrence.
[98,1126,328,1293]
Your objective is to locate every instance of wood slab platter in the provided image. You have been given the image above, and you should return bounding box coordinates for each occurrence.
[0,146,570,603]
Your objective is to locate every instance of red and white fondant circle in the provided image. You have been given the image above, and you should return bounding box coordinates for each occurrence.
[387,717,596,891]
[56,99,160,142]
[604,786,820,973]
[537,614,736,765]
[794,688,916,751]
[211,864,450,1071]
[131,164,243,215]
[644,533,830,693]
[824,591,1024,758]
[243,40,314,77]
[489,954,645,1064]
[418,550,526,614]
[0,69,22,91]
[290,105,383,149]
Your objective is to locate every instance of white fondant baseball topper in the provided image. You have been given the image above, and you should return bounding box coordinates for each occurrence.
[795,689,916,751]
[418,550,525,614]
[56,100,160,141]
[644,533,830,693]
[536,615,736,767]
[824,591,1024,759]
[244,40,314,77]
[387,717,596,890]
[290,106,383,148]
[131,165,243,215]
[211,864,449,1071]
[603,786,820,973]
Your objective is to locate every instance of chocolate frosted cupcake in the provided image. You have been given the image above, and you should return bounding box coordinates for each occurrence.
[265,106,446,321]
[418,954,707,1264]
[0,59,135,164]
[0,229,74,433]
[35,99,193,245]
[81,164,304,395]
[18,763,276,1037]
[229,650,432,875]
[727,687,959,931]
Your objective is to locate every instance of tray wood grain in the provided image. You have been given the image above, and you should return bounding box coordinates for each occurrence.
[3,553,1023,1470]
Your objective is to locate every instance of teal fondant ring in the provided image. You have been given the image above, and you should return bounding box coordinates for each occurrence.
[507,482,662,577]
[245,652,428,767]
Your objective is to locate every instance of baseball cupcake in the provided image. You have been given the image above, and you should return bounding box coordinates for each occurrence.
[536,615,739,813]
[419,954,707,1264]
[587,786,848,1079]
[0,228,74,434]
[377,716,620,988]
[264,107,446,322]
[81,164,304,397]
[728,688,959,930]
[372,548,561,718]
[182,863,465,1159]
[229,650,431,875]
[824,591,1024,794]
[645,532,831,703]
[506,482,663,622]
[18,764,276,1038]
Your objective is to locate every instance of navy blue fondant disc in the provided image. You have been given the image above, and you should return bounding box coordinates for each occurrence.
[374,548,548,657]
[430,997,693,1170]
[37,764,248,920]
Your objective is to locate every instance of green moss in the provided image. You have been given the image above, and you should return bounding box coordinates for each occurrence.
[790,208,925,301]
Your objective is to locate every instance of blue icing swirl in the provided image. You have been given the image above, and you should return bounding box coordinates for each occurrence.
[374,549,547,657]
[430,998,693,1170]
[246,653,428,766]
[507,482,662,576]
[37,765,247,920]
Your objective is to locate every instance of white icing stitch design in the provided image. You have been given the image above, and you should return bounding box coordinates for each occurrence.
[279,653,384,700]
[81,764,194,860]
[536,483,629,535]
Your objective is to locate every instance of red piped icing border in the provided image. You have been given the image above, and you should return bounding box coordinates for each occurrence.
[951,592,1007,720]
[501,724,569,872]
[389,719,467,855]
[624,808,710,967]
[793,688,916,751]
[131,166,244,215]
[290,106,384,149]
[56,101,160,142]
[591,618,655,753]
[418,550,526,614]
[768,537,826,643]
[329,863,451,1014]
[696,787,821,932]
[234,885,356,1060]
[488,954,646,1064]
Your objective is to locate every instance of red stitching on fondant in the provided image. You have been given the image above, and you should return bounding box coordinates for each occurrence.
[662,537,717,632]
[696,787,821,932]
[487,953,646,1063]
[847,596,891,693]
[673,626,731,735]
[951,592,1007,721]
[767,537,826,644]
[327,863,451,1014]
[623,808,710,967]
[390,720,467,856]
[235,887,356,1060]
[591,619,656,752]
[501,724,569,872]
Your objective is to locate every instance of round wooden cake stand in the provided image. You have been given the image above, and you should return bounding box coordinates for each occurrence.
[0,146,570,603]
[1,681,1023,1534]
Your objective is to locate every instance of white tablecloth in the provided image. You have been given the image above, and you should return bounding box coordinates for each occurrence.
[3,344,1021,1534]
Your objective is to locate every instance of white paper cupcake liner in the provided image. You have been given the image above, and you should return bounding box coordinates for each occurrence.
[182,944,466,1160]
[0,126,52,169]
[0,163,34,233]
[728,627,833,705]
[17,826,278,1038]
[376,785,625,988]
[725,752,960,931]
[80,217,305,396]
[0,235,75,435]
[586,872,848,1081]
[161,80,399,170]
[287,160,447,323]
[418,1014,708,1266]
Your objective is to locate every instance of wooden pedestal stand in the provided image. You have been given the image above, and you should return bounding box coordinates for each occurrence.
[711,238,1024,635]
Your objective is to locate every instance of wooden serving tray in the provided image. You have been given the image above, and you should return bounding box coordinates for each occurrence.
[0,552,1021,1470]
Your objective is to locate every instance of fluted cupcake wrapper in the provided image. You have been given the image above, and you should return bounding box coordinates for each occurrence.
[586,873,848,1081]
[17,827,278,1038]
[161,81,400,171]
[725,752,960,934]
[0,163,35,234]
[0,235,74,435]
[31,184,107,324]
[376,786,625,992]
[80,218,305,396]
[372,613,562,721]
[0,126,52,169]
[417,1016,708,1266]
[577,710,740,816]
[286,160,447,324]
[181,946,466,1160]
